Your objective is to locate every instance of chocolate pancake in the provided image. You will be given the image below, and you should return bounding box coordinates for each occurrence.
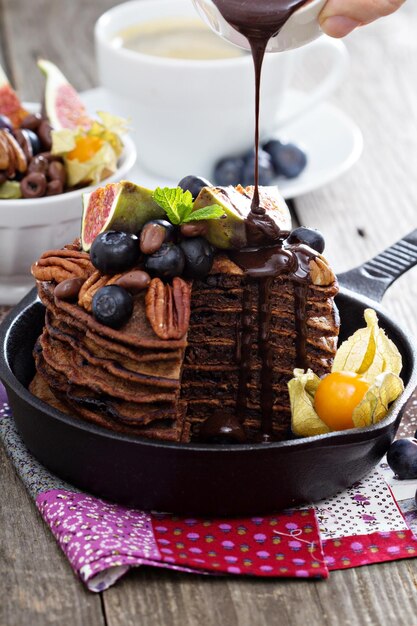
[29,372,190,442]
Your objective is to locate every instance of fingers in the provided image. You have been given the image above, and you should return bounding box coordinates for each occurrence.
[319,0,405,38]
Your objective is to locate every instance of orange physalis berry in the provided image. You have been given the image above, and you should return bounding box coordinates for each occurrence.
[314,371,370,431]
[67,136,103,162]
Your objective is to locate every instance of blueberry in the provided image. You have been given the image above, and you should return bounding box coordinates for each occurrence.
[92,285,133,329]
[179,237,214,279]
[287,226,325,254]
[387,438,417,479]
[90,231,140,274]
[23,129,42,156]
[0,114,13,131]
[145,243,185,279]
[242,149,275,186]
[263,140,307,179]
[178,175,212,200]
[214,157,245,186]
[143,219,176,242]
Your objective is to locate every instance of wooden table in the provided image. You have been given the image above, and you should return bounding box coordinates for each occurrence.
[1,1,417,624]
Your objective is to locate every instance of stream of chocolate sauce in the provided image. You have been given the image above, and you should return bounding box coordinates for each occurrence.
[200,0,314,444]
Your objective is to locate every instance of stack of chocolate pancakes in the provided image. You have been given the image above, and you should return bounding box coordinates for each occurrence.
[184,253,339,440]
[30,235,340,444]
[31,262,190,442]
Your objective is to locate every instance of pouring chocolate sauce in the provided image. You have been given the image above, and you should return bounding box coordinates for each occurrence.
[199,0,318,444]
[213,0,306,214]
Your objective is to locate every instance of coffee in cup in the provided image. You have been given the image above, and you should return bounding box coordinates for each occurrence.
[112,17,246,60]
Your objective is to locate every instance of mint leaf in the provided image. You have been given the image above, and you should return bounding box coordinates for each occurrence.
[152,187,195,224]
[183,205,225,223]
[152,188,224,225]
[178,201,194,222]
[181,189,194,211]
[152,187,183,224]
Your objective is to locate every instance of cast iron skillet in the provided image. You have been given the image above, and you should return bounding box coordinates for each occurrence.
[1,231,417,517]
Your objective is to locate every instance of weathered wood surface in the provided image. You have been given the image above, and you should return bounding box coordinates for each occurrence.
[1,1,417,625]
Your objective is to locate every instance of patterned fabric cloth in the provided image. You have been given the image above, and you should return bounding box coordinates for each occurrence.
[1,383,417,592]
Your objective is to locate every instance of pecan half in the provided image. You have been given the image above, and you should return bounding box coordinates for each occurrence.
[0,130,27,177]
[78,270,122,312]
[310,255,336,286]
[0,132,9,170]
[31,248,94,284]
[145,277,191,340]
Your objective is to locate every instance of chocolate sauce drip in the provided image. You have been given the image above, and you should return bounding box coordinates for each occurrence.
[245,210,285,247]
[250,38,267,216]
[230,243,317,439]
[235,282,255,417]
[294,283,309,370]
[258,277,274,439]
[199,410,247,444]
[199,1,312,443]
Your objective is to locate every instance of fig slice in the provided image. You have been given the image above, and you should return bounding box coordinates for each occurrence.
[0,64,29,128]
[81,181,165,251]
[38,59,92,131]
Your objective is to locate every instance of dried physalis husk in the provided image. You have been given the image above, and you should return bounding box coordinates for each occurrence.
[332,308,402,382]
[288,369,330,437]
[351,372,404,428]
[289,308,404,437]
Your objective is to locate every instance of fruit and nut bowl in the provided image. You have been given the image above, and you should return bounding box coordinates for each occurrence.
[0,60,132,200]
[0,61,135,300]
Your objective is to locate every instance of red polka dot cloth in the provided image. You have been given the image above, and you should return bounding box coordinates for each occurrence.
[1,384,417,592]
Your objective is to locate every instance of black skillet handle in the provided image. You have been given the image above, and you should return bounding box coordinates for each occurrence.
[337,229,417,302]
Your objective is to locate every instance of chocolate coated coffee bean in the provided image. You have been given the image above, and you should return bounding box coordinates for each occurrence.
[180,222,208,238]
[20,172,47,198]
[140,223,166,255]
[48,161,66,185]
[13,128,33,160]
[46,179,64,196]
[116,270,151,294]
[54,277,85,301]
[38,120,52,150]
[21,113,42,131]
[28,154,49,175]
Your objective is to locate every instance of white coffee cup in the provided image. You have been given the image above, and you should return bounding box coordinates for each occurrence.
[95,0,348,181]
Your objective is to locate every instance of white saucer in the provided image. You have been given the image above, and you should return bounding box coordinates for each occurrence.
[81,87,363,199]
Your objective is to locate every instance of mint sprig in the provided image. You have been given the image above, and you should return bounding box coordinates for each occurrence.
[152,187,224,225]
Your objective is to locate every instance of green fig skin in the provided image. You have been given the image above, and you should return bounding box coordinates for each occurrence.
[193,185,291,250]
[81,181,165,251]
[193,186,249,249]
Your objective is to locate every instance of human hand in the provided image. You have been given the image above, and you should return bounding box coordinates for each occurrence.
[319,0,405,38]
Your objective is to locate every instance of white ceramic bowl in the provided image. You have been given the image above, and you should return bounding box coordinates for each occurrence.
[0,104,136,305]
